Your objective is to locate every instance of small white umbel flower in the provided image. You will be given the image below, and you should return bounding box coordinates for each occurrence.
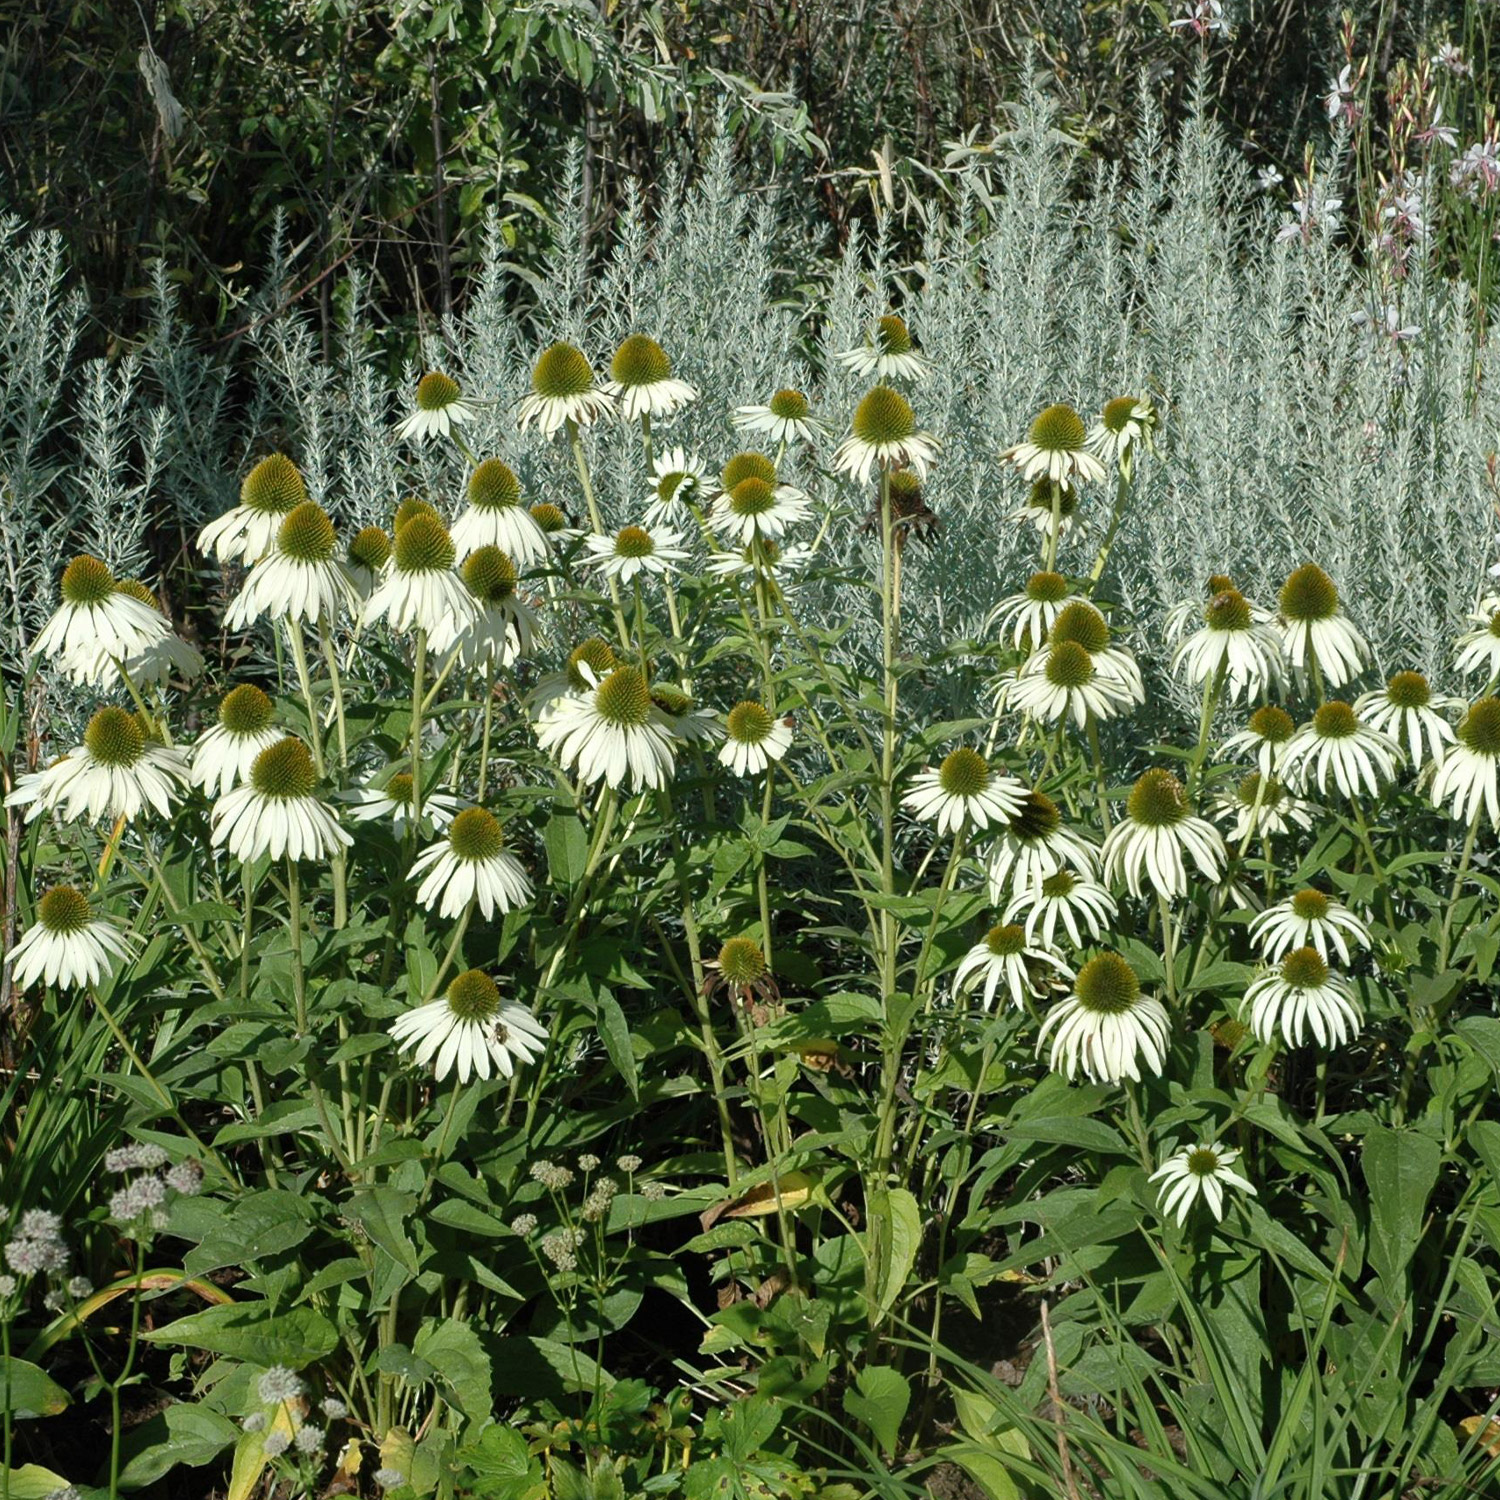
[364,514,475,638]
[1220,704,1297,778]
[1454,605,1500,681]
[1355,671,1460,769]
[733,388,826,446]
[7,707,188,826]
[1004,867,1118,949]
[1251,887,1371,964]
[9,885,130,991]
[835,314,930,382]
[954,923,1072,1011]
[390,968,546,1085]
[1212,771,1315,843]
[1003,403,1107,486]
[410,807,533,919]
[1102,769,1227,901]
[1279,701,1401,800]
[535,663,677,792]
[347,770,463,834]
[984,570,1083,652]
[1038,951,1170,1084]
[986,790,1101,900]
[708,452,811,545]
[643,447,708,529]
[1151,1142,1256,1226]
[190,684,281,798]
[32,555,170,668]
[1431,696,1500,828]
[451,459,549,570]
[1086,396,1156,469]
[225,501,355,628]
[1244,946,1362,1048]
[601,334,697,421]
[831,385,940,485]
[210,736,351,863]
[718,701,793,778]
[427,546,538,670]
[516,342,614,438]
[1172,587,1286,704]
[584,524,689,585]
[902,747,1028,837]
[199,454,310,565]
[1276,564,1370,690]
[395,371,476,444]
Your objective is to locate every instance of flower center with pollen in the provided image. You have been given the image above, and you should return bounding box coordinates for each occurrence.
[446,969,501,1021]
[1045,640,1095,689]
[1313,702,1358,739]
[1488,612,1500,640]
[1236,771,1285,808]
[277,502,337,563]
[449,808,504,862]
[1460,697,1500,756]
[1185,1147,1221,1178]
[565,638,617,692]
[384,773,415,806]
[614,526,656,560]
[463,546,518,602]
[84,707,145,767]
[394,515,456,574]
[1101,396,1141,433]
[1248,705,1295,744]
[852,386,916,445]
[60,555,117,607]
[250,738,316,799]
[718,937,767,985]
[1385,671,1431,709]
[219,683,274,736]
[394,497,441,532]
[611,335,672,387]
[1050,602,1111,653]
[596,666,652,728]
[115,579,157,608]
[876,315,913,353]
[656,469,694,505]
[721,452,777,491]
[938,747,990,797]
[769,389,809,420]
[1025,571,1070,604]
[1008,790,1060,842]
[1281,946,1329,989]
[468,459,522,511]
[729,478,777,517]
[1074,952,1140,1015]
[1280,563,1339,622]
[1128,768,1187,828]
[532,343,594,398]
[1291,888,1330,921]
[1028,403,1086,453]
[1025,480,1078,517]
[349,526,391,572]
[984,924,1027,957]
[1041,869,1077,899]
[241,454,307,516]
[415,372,462,411]
[1205,589,1252,632]
[531,503,567,534]
[38,885,91,934]
[1206,574,1236,596]
[726,701,775,745]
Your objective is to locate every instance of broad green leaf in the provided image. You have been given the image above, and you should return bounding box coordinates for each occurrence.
[0,1357,69,1418]
[144,1302,337,1367]
[414,1317,492,1420]
[349,1185,420,1275]
[871,1187,922,1325]
[842,1364,910,1458]
[595,989,639,1099]
[1362,1126,1440,1289]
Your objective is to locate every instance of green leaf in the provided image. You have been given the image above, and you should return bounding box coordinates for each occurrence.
[144,1302,338,1367]
[0,1357,70,1418]
[595,990,639,1099]
[4,1467,105,1500]
[1454,1016,1500,1082]
[349,1186,421,1275]
[117,1402,239,1488]
[544,810,589,885]
[414,1318,491,1420]
[1362,1126,1440,1288]
[871,1187,922,1325]
[842,1364,910,1458]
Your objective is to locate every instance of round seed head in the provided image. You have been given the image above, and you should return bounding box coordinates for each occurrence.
[1281,946,1330,989]
[467,459,522,512]
[1127,768,1187,828]
[446,968,501,1021]
[84,706,145,767]
[449,807,504,862]
[729,477,777,517]
[1101,396,1142,432]
[1248,705,1295,743]
[566,638,617,691]
[219,683,274,736]
[888,470,924,510]
[1290,888,1330,921]
[1207,574,1236,596]
[1385,671,1430,709]
[1205,589,1252,632]
[38,886,91,935]
[1280,563,1339,622]
[1023,479,1079,522]
[1313,701,1358,739]
[1049,602,1111,653]
[1185,1146,1221,1177]
[277,501,337,563]
[415,372,462,411]
[250,737,316,798]
[1235,771,1285,808]
[595,666,652,728]
[614,526,655,560]
[349,526,391,572]
[938,747,990,797]
[60,555,116,608]
[984,923,1027,956]
[394,497,442,532]
[531,342,594,398]
[530,503,568,533]
[463,546,518,602]
[1040,869,1077,898]
[1074,952,1141,1014]
[852,386,916,445]
[114,579,158,609]
[393,515,455,574]
[769,389,809,420]
[726,701,775,745]
[651,684,693,716]
[721,452,777,491]
[611,334,673,387]
[1027,403,1086,452]
[1489,612,1500,640]
[1045,640,1095,688]
[384,772,415,806]
[1025,571,1070,604]
[1009,790,1061,841]
[717,936,767,985]
[241,454,308,516]
[876,315,914,353]
[1459,697,1500,756]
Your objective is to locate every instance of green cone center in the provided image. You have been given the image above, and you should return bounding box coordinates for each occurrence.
[84,706,145,767]
[1074,952,1140,1014]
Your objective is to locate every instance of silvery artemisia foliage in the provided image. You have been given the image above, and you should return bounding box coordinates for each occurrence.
[2,80,1495,723]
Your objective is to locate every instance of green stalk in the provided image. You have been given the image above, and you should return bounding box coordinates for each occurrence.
[567,417,631,647]
[285,618,325,778]
[1086,714,1112,832]
[477,669,497,800]
[1085,465,1134,592]
[1158,893,1180,1009]
[287,858,351,1173]
[1439,805,1483,969]
[318,620,348,770]
[410,626,427,828]
[1043,478,1063,572]
[1186,660,1227,799]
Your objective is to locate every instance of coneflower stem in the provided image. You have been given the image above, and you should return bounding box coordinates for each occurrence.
[1439,805,1482,969]
[1044,479,1063,572]
[319,622,348,770]
[566,418,631,648]
[1086,714,1112,832]
[285,619,325,779]
[410,627,427,828]
[1187,661,1227,799]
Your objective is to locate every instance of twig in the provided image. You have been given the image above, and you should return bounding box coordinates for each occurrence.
[1040,1300,1082,1500]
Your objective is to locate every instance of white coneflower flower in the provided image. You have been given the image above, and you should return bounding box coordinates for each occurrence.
[984,571,1083,651]
[1010,478,1080,538]
[705,539,813,582]
[1212,771,1315,843]
[1244,946,1361,1048]
[345,526,392,600]
[1172,587,1286,703]
[1431,696,1500,827]
[189,684,280,798]
[199,454,310,564]
[1003,867,1117,949]
[985,789,1101,899]
[1086,396,1156,468]
[834,314,930,382]
[410,808,533,919]
[1046,601,1145,703]
[535,663,677,791]
[6,708,188,826]
[831,386,940,484]
[1279,701,1401,800]
[428,546,538,669]
[347,770,463,834]
[600,334,697,421]
[390,969,545,1084]
[528,503,583,546]
[516,342,613,438]
[583,524,689,585]
[32,555,170,667]
[643,447,708,529]
[532,636,619,715]
[1355,671,1460,768]
[718,701,793,777]
[56,580,203,690]
[902,747,1028,836]
[1220,704,1297,777]
[1164,574,1245,644]
[651,683,720,744]
[953,923,1072,1011]
[1251,888,1371,963]
[733,388,825,446]
[451,459,549,569]
[1003,403,1107,486]
[209,736,351,862]
[1151,1143,1256,1226]
[364,514,475,638]
[9,886,130,991]
[395,371,476,444]
[1276,564,1370,690]
[1038,951,1170,1084]
[225,501,355,628]
[1454,605,1500,681]
[1003,640,1136,727]
[708,452,811,545]
[1102,769,1226,900]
